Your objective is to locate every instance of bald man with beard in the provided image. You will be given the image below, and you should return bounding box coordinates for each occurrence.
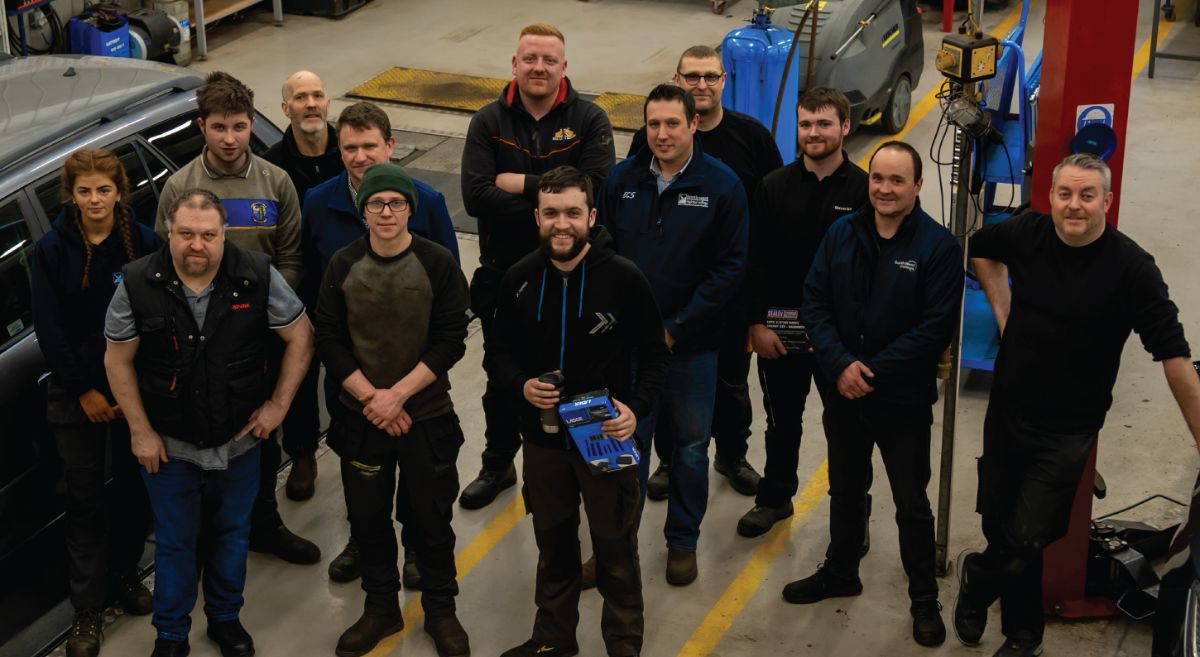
[265,70,343,203]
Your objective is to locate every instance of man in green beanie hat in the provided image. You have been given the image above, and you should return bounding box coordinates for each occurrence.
[314,162,473,657]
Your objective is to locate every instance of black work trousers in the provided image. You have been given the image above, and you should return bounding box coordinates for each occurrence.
[964,401,1097,643]
[823,398,937,601]
[472,266,524,471]
[52,412,151,611]
[340,412,463,616]
[755,353,818,508]
[522,441,643,657]
[280,357,322,457]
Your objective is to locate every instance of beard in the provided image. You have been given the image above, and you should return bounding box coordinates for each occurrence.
[539,231,589,262]
[177,254,212,277]
[801,137,841,161]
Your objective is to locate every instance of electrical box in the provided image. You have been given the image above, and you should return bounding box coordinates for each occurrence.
[936,33,1000,83]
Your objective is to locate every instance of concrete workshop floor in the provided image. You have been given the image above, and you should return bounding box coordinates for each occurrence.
[87,1,1200,656]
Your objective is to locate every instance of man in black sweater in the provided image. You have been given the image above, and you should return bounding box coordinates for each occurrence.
[792,142,960,648]
[736,88,869,538]
[488,166,669,657]
[628,45,783,499]
[459,22,615,510]
[314,164,471,657]
[263,70,341,203]
[955,153,1200,657]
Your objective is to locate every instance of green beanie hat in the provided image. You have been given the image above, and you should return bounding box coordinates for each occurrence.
[356,162,418,216]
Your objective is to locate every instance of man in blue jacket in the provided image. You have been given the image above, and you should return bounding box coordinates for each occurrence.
[790,142,962,647]
[597,84,748,586]
[299,101,460,586]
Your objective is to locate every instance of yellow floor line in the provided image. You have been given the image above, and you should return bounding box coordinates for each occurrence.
[1131,0,1194,81]
[674,460,830,657]
[364,493,527,656]
[854,0,1035,170]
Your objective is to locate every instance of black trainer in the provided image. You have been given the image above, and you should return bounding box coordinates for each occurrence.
[993,638,1044,657]
[911,600,946,647]
[736,504,794,537]
[499,639,580,657]
[714,455,761,496]
[206,618,254,657]
[782,563,863,604]
[329,537,360,582]
[646,464,670,501]
[150,637,190,657]
[249,524,321,565]
[402,549,422,590]
[113,572,154,616]
[458,463,517,510]
[66,608,102,657]
[953,549,987,646]
[336,610,404,657]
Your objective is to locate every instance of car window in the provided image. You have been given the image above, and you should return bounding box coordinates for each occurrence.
[0,196,36,350]
[142,110,272,169]
[33,143,160,230]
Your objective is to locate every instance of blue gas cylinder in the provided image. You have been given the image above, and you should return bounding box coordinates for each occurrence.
[721,8,799,163]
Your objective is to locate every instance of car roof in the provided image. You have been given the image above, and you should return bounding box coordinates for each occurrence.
[0,55,204,171]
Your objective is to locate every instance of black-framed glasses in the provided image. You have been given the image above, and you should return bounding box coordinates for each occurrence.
[364,199,409,214]
[678,72,723,86]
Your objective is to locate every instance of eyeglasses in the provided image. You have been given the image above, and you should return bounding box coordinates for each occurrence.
[678,72,723,86]
[364,199,409,214]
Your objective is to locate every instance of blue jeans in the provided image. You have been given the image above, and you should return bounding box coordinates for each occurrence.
[636,349,718,551]
[142,444,260,641]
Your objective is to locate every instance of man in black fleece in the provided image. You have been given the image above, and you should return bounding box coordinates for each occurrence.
[459,22,616,510]
[314,163,471,657]
[955,153,1200,657]
[488,166,668,657]
[792,142,961,647]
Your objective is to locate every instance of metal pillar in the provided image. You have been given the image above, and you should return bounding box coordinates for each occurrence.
[0,6,10,55]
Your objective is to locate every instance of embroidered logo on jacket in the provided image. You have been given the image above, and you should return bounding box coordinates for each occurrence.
[894,259,918,272]
[552,128,577,142]
[590,312,618,334]
[112,272,124,286]
[677,194,709,208]
[231,303,251,311]
[250,202,270,224]
[834,205,853,212]
[622,191,637,200]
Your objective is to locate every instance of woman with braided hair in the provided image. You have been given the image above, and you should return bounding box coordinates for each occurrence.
[32,148,162,657]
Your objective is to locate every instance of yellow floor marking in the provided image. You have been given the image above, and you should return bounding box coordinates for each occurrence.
[674,460,831,657]
[854,0,1035,170]
[364,493,527,656]
[1131,0,1194,81]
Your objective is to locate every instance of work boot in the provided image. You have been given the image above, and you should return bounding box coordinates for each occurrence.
[666,548,697,586]
[424,612,470,657]
[112,572,154,615]
[66,609,102,657]
[713,455,761,496]
[993,637,1045,657]
[646,464,670,501]
[150,637,190,657]
[205,618,254,657]
[402,549,422,590]
[953,550,987,646]
[336,610,404,657]
[285,450,317,501]
[458,464,516,510]
[500,639,580,657]
[736,504,794,537]
[580,555,597,590]
[329,537,360,582]
[782,563,863,604]
[911,600,947,647]
[249,524,321,565]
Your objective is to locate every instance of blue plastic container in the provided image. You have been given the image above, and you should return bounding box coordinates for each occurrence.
[721,14,799,163]
[68,16,131,58]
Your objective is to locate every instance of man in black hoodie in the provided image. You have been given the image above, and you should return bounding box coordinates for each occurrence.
[791,142,961,648]
[459,23,616,510]
[487,166,668,657]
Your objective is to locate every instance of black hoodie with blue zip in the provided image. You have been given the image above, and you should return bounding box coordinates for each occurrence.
[484,227,671,451]
[802,201,963,408]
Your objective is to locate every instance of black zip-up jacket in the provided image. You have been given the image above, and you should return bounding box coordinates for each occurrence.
[802,201,963,407]
[461,78,615,272]
[264,123,344,203]
[748,154,868,323]
[484,227,670,450]
[31,208,161,397]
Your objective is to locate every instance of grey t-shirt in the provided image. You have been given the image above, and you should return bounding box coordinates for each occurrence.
[105,265,305,470]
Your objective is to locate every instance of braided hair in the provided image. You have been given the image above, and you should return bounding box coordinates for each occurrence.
[60,149,133,290]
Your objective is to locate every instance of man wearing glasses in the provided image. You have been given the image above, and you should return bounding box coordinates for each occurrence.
[628,45,782,504]
[314,163,472,657]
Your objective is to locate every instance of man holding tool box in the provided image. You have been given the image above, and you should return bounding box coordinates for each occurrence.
[485,166,669,657]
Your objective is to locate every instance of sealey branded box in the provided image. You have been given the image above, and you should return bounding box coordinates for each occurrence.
[557,389,640,474]
[764,307,811,352]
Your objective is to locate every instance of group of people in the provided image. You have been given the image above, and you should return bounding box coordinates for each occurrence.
[29,19,1200,657]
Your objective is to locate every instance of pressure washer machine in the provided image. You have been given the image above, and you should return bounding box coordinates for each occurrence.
[722,0,924,161]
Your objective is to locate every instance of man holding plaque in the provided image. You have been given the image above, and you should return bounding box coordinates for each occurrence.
[736,88,868,538]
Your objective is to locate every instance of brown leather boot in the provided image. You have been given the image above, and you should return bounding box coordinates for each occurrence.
[424,612,470,657]
[285,450,317,501]
[336,610,404,657]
